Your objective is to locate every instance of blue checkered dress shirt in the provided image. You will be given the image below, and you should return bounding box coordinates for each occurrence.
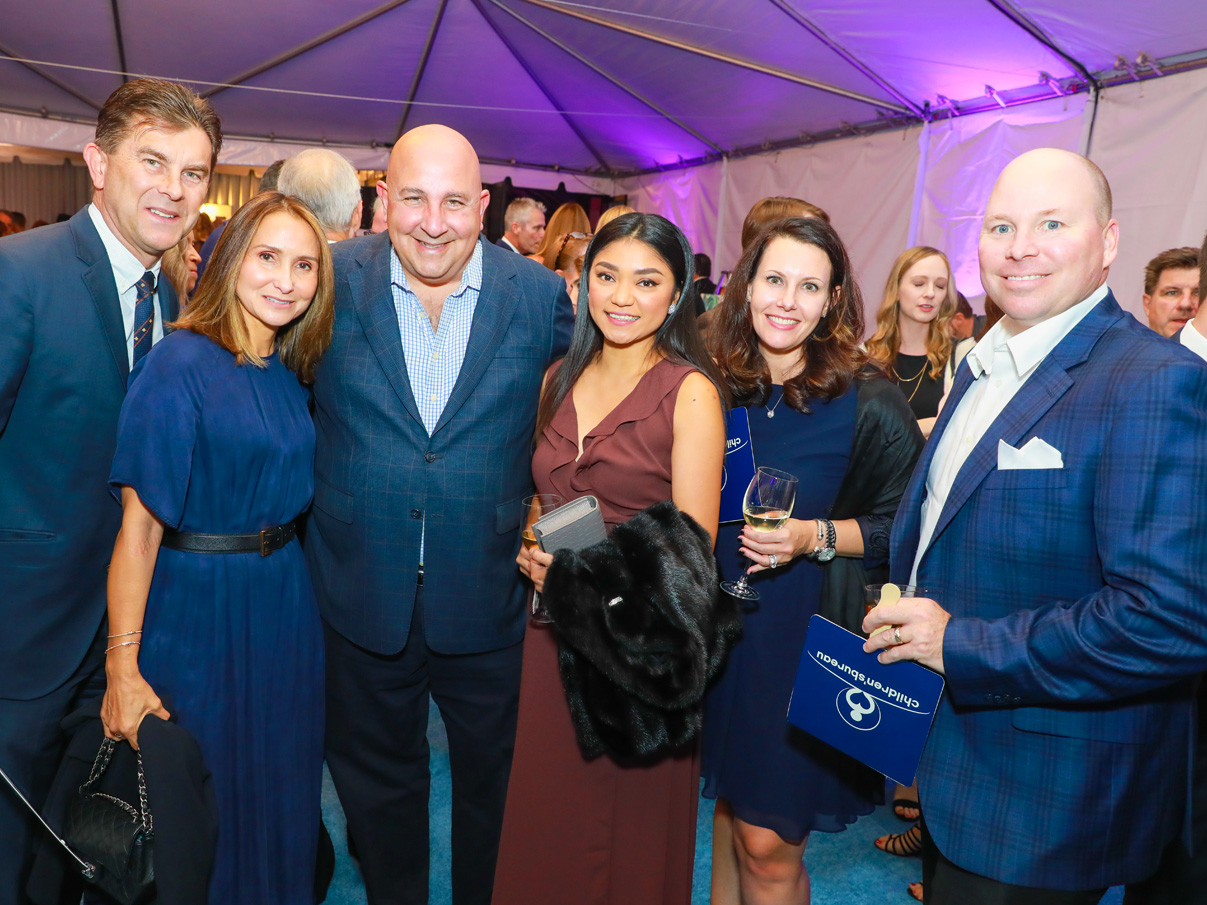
[391,239,483,434]
[391,239,483,562]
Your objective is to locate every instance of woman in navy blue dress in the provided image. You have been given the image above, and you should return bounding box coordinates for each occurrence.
[702,217,923,905]
[101,193,334,904]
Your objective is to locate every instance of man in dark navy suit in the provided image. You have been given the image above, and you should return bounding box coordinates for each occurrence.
[0,78,220,900]
[308,125,573,905]
[866,149,1207,904]
[1125,232,1207,905]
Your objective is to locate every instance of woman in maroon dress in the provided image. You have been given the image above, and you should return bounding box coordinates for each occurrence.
[492,213,726,905]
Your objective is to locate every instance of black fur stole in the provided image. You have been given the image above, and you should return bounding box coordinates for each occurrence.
[542,501,743,762]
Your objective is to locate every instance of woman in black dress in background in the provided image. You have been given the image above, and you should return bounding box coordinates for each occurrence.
[865,246,958,437]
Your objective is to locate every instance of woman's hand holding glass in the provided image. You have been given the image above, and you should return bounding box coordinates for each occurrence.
[516,544,555,594]
[738,517,813,574]
[516,493,562,618]
[721,467,798,601]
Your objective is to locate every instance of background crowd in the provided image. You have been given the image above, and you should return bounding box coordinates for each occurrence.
[2,76,1207,905]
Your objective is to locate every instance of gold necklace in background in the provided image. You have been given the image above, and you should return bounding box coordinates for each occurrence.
[896,358,929,403]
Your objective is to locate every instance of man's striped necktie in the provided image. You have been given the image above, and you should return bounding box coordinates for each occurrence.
[132,271,156,365]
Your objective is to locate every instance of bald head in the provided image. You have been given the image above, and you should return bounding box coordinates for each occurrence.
[388,124,481,189]
[979,148,1119,328]
[1000,148,1112,227]
[379,124,490,290]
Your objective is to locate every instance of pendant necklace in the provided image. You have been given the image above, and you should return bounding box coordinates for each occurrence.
[766,386,786,419]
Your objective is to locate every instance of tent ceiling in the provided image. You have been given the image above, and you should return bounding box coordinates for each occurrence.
[2,0,1206,175]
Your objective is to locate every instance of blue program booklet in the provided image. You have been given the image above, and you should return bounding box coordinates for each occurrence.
[720,408,756,523]
[787,615,945,785]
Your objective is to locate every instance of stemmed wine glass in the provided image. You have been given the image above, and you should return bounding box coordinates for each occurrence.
[521,493,563,624]
[720,467,798,602]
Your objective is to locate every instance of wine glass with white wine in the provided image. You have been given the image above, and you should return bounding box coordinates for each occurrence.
[720,467,798,602]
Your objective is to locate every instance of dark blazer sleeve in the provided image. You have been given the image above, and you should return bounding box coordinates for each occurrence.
[0,241,34,434]
[549,285,575,363]
[816,375,924,633]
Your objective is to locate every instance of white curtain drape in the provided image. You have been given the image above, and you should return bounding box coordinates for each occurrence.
[913,94,1088,301]
[617,67,1207,329]
[617,128,922,330]
[1089,67,1207,314]
[205,171,263,210]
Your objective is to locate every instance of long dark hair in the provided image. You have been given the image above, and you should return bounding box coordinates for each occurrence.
[535,212,728,439]
[707,217,871,413]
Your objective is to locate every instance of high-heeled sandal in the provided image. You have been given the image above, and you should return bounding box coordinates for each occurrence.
[874,823,922,857]
[908,881,923,901]
[893,796,921,821]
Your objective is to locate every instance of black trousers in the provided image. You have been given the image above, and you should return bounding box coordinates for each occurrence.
[323,588,523,905]
[0,629,105,905]
[1122,679,1207,905]
[920,820,1108,905]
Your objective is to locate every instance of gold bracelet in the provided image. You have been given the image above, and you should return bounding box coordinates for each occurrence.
[105,640,141,653]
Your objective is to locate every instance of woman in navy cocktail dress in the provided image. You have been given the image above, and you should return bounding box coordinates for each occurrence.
[101,193,334,904]
[702,217,922,905]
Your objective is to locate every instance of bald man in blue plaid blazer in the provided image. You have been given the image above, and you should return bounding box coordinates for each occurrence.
[866,149,1207,904]
[307,126,573,905]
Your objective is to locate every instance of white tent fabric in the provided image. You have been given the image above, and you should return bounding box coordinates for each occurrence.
[914,94,1088,299]
[3,2,1206,327]
[618,67,1207,328]
[3,0,1207,173]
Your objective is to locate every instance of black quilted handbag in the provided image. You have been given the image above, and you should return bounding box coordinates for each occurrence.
[64,737,155,905]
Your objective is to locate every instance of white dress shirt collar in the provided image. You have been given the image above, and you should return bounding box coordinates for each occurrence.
[1179,320,1207,363]
[87,203,163,291]
[965,282,1109,382]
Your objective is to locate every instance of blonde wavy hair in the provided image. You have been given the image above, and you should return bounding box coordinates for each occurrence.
[866,246,956,380]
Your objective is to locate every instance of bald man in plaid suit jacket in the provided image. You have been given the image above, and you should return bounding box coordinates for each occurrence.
[865,149,1207,904]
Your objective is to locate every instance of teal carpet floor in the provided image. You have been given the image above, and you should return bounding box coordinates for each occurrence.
[320,699,1125,905]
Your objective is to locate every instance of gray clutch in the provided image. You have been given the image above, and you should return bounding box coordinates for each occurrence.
[532,496,607,553]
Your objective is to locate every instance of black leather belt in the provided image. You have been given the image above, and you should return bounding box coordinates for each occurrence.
[161,520,298,557]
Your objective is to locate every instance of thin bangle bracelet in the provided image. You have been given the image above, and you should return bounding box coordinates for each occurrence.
[105,640,141,653]
[107,630,143,639]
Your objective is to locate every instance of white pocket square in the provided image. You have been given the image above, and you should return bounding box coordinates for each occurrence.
[997,437,1064,470]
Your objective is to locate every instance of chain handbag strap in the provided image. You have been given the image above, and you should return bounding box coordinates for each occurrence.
[79,738,153,836]
[136,751,153,837]
[80,737,116,792]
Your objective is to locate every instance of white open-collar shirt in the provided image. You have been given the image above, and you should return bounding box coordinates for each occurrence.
[909,283,1108,585]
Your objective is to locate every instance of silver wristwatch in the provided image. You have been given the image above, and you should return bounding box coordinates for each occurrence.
[814,518,836,562]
